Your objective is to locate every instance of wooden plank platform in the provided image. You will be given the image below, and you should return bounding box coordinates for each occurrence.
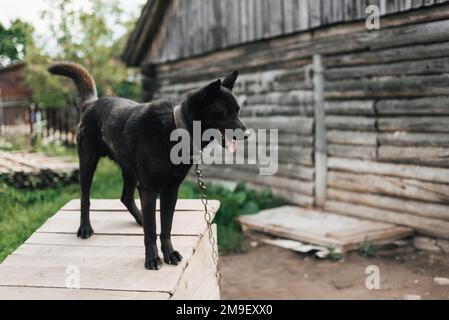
[0,199,220,300]
[238,206,413,252]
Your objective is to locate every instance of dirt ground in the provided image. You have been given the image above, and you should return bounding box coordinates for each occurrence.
[220,240,449,300]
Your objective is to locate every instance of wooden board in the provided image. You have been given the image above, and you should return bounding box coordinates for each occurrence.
[0,199,220,300]
[60,199,220,212]
[325,200,449,240]
[36,210,213,237]
[0,287,170,300]
[238,206,413,252]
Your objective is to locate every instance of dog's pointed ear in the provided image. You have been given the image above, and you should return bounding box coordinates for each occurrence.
[222,71,238,91]
[199,79,221,101]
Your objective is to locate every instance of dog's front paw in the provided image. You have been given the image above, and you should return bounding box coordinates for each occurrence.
[77,224,94,239]
[145,256,163,270]
[163,250,183,265]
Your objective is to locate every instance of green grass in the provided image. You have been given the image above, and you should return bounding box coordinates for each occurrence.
[0,145,285,261]
[0,155,124,262]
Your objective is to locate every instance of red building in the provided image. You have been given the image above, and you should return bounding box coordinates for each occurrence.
[0,62,33,126]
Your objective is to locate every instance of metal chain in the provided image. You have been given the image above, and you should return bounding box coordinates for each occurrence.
[194,163,221,288]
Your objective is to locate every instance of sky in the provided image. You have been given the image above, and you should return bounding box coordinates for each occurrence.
[0,0,147,43]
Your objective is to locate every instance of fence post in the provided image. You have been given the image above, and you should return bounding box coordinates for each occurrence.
[46,108,50,138]
[0,88,3,135]
[58,109,62,140]
[64,110,69,145]
[28,105,34,137]
[52,109,57,136]
[313,54,327,207]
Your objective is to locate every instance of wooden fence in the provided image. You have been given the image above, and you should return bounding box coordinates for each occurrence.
[41,107,76,145]
[0,106,76,146]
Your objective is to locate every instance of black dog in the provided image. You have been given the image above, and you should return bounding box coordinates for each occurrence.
[48,62,248,270]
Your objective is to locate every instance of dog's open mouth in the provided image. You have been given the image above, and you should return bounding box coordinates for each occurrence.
[221,130,237,154]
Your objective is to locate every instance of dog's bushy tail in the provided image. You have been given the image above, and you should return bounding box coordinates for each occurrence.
[48,61,97,106]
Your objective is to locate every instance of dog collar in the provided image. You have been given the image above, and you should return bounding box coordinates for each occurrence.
[173,104,202,162]
[173,105,189,131]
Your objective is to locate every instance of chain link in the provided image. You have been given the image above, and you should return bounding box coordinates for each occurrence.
[195,163,221,288]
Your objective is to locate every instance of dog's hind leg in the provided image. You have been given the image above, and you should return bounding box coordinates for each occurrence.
[160,186,183,265]
[77,140,99,239]
[121,169,143,226]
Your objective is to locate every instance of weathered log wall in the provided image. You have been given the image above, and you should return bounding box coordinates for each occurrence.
[145,4,449,239]
[142,0,449,64]
[322,7,449,239]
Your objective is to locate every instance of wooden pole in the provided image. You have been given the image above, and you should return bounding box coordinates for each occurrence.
[52,109,57,136]
[313,54,327,207]
[28,105,34,138]
[64,110,69,146]
[46,109,50,138]
[0,88,3,135]
[58,109,62,141]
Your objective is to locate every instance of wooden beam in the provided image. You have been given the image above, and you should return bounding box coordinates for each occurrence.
[328,144,377,160]
[327,130,378,146]
[325,75,449,99]
[326,116,376,131]
[313,54,327,207]
[325,41,449,68]
[327,170,449,204]
[328,188,449,221]
[325,200,449,239]
[376,97,449,115]
[242,116,314,135]
[328,157,449,183]
[325,100,375,115]
[324,57,449,80]
[378,146,449,167]
[378,117,449,133]
[378,132,449,147]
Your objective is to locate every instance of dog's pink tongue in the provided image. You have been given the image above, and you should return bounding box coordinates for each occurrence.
[225,136,237,154]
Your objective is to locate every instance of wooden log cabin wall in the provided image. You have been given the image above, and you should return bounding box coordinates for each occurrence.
[124,0,449,240]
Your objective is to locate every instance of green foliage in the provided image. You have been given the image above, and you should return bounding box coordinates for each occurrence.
[180,181,286,254]
[22,0,142,108]
[0,138,20,152]
[0,19,33,63]
[113,80,142,102]
[327,249,343,261]
[0,176,79,262]
[41,0,128,95]
[359,240,376,258]
[30,138,77,158]
[24,51,71,108]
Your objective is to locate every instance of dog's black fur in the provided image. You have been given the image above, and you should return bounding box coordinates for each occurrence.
[48,62,247,270]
